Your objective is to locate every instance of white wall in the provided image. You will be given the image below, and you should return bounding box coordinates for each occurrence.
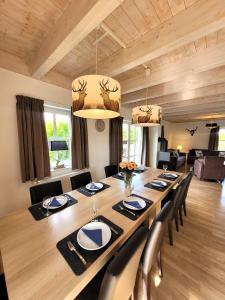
[0,68,109,217]
[164,119,225,152]
[88,119,109,180]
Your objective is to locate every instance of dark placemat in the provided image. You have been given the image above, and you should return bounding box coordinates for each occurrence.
[158,173,180,181]
[112,174,124,180]
[56,215,123,276]
[112,194,153,221]
[28,194,77,221]
[77,182,110,197]
[144,181,171,192]
[134,168,147,174]
[112,173,136,181]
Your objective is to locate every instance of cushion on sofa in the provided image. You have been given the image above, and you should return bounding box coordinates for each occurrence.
[195,150,203,158]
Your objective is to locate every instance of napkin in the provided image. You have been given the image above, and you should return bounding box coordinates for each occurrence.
[152,181,166,187]
[90,182,99,189]
[50,197,61,207]
[124,200,142,209]
[164,173,177,178]
[82,228,103,247]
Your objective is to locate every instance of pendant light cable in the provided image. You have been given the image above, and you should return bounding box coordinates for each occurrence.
[95,27,98,75]
[145,67,151,106]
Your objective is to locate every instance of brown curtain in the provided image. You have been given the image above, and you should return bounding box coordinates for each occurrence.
[16,95,50,182]
[208,127,220,150]
[71,112,89,170]
[109,116,123,165]
[141,127,150,166]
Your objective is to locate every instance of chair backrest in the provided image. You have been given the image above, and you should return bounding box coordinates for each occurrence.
[98,227,148,300]
[142,201,173,276]
[29,180,63,205]
[170,179,186,218]
[70,172,92,190]
[183,171,193,200]
[104,165,118,178]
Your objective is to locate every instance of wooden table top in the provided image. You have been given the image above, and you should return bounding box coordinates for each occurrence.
[0,168,182,300]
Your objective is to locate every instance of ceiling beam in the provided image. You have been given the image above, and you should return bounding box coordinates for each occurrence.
[125,82,225,107]
[93,0,225,77]
[101,23,126,48]
[163,106,225,117]
[30,0,124,79]
[164,112,225,122]
[161,95,225,109]
[122,66,225,105]
[121,41,225,94]
[163,102,225,115]
[164,111,225,122]
[129,92,225,110]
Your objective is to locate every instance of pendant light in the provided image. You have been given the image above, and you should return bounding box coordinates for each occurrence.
[132,67,161,127]
[72,28,121,119]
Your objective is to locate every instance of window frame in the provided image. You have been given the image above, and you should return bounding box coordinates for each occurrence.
[218,127,225,151]
[122,120,143,164]
[44,105,72,175]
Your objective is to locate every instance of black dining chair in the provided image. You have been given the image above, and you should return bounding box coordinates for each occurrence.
[167,179,186,246]
[75,226,148,300]
[104,165,118,178]
[137,201,173,299]
[29,180,63,205]
[0,274,8,300]
[70,172,92,190]
[181,171,193,217]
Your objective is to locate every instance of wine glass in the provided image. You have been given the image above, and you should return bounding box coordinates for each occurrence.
[163,164,168,173]
[91,197,98,222]
[42,196,52,217]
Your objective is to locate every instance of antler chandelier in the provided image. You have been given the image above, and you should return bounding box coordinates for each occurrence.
[132,67,161,127]
[72,28,121,119]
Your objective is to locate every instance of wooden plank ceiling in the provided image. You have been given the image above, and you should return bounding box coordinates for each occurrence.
[1,0,225,122]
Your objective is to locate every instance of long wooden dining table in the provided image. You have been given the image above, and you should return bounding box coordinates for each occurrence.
[0,168,182,300]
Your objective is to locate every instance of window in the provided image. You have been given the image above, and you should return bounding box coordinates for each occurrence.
[122,121,142,164]
[44,106,71,170]
[218,128,225,151]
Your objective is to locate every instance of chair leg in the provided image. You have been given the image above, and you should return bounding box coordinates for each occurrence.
[183,200,187,216]
[168,221,173,246]
[130,292,134,300]
[157,251,163,278]
[142,273,151,300]
[175,214,179,232]
[179,207,183,226]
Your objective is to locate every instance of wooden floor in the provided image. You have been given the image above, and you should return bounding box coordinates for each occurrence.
[152,176,225,300]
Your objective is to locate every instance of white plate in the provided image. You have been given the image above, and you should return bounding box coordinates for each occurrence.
[151,180,167,187]
[86,182,103,191]
[77,221,111,251]
[123,196,146,211]
[42,195,68,210]
[163,173,178,178]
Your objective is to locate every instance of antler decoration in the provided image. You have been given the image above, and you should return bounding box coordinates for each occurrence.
[99,79,118,93]
[72,79,87,92]
[139,105,152,113]
[186,126,198,136]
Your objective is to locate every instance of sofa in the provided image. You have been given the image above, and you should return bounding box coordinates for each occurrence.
[157,150,186,170]
[188,149,220,164]
[194,156,225,181]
